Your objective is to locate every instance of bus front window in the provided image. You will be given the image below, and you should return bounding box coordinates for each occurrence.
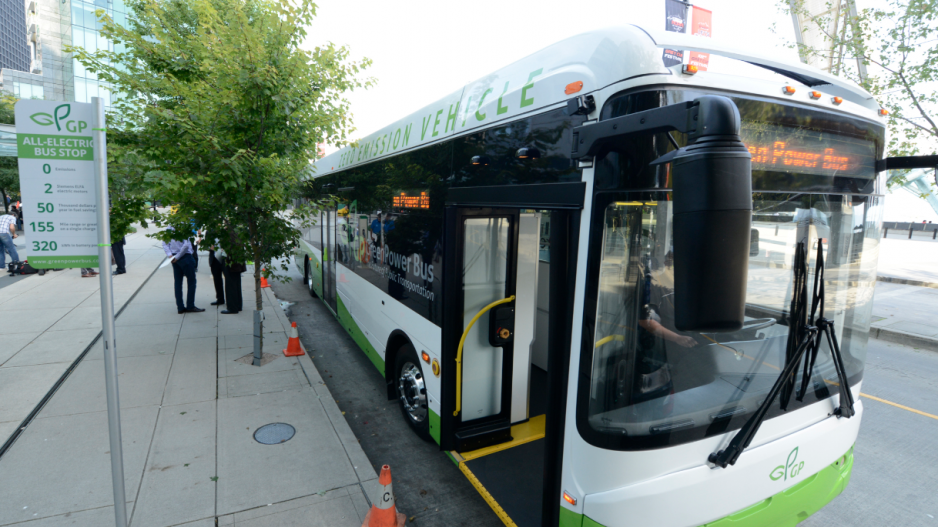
[585,194,882,447]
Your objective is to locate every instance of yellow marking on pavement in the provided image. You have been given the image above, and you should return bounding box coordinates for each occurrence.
[859,392,938,421]
[458,461,518,527]
[706,339,938,422]
[458,414,546,462]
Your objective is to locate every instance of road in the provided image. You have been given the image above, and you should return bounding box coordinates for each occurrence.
[271,260,938,527]
[269,261,502,527]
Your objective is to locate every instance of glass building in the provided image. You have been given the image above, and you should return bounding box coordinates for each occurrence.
[0,0,30,74]
[70,0,126,104]
[0,0,126,104]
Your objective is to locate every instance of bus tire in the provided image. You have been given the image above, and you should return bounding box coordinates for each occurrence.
[394,344,431,441]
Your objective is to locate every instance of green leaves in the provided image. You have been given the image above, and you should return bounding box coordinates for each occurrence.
[70,0,369,310]
[783,0,937,193]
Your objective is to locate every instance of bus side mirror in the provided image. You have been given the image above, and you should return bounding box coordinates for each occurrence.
[654,97,753,332]
[572,95,753,332]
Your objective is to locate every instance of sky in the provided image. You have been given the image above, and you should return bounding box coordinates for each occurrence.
[302,0,934,222]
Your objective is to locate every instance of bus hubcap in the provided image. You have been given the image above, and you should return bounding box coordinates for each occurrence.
[398,362,427,423]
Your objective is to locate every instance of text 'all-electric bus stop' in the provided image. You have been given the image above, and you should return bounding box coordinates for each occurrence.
[293,25,903,527]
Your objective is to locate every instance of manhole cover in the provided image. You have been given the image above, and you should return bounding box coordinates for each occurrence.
[254,423,296,445]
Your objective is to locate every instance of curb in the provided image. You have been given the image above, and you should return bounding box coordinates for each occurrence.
[876,275,938,289]
[872,325,938,352]
[260,286,379,506]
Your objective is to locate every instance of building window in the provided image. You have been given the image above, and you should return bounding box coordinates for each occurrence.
[13,82,43,99]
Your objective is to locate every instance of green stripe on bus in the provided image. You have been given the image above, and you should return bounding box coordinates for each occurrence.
[429,409,441,445]
[336,295,385,376]
[565,446,855,527]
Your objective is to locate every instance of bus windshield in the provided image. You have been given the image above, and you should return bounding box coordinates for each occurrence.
[581,92,884,450]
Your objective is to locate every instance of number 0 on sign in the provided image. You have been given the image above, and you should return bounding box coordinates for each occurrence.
[14,100,100,269]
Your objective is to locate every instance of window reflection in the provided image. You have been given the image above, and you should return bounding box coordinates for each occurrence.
[587,194,881,446]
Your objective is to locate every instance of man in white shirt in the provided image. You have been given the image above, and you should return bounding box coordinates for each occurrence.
[0,212,20,271]
[162,229,205,314]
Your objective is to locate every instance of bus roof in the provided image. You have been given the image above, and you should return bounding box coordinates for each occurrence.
[311,24,876,178]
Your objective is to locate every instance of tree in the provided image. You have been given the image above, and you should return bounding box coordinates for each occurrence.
[781,0,938,191]
[70,0,370,344]
[0,94,19,213]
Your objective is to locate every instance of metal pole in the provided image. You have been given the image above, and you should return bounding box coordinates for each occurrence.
[92,96,128,527]
[845,0,869,83]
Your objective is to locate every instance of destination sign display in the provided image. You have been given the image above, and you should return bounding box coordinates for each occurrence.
[740,122,875,178]
[393,191,430,209]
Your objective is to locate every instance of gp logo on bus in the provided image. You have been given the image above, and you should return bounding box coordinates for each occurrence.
[30,104,88,133]
[770,447,805,481]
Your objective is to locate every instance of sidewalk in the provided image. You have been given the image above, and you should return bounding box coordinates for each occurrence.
[0,224,167,445]
[871,281,938,351]
[0,252,377,526]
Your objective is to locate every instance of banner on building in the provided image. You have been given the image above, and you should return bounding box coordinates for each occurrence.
[688,6,713,71]
[662,0,689,67]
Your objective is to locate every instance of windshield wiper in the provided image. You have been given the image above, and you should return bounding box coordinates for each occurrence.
[709,242,855,469]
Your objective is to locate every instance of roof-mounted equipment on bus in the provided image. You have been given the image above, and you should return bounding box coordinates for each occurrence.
[809,91,822,100]
[682,64,698,75]
[879,108,889,116]
[782,86,796,95]
[571,95,753,332]
[832,96,843,105]
[565,95,596,116]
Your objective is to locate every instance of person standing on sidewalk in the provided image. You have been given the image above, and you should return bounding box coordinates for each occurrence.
[208,243,225,306]
[1,211,20,271]
[221,257,244,314]
[163,229,205,314]
[112,236,127,275]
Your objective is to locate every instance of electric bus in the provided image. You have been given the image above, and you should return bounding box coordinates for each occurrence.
[294,25,888,527]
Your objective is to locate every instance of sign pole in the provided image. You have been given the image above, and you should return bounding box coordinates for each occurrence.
[92,96,128,527]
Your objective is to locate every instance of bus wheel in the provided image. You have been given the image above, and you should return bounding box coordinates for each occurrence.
[395,345,431,441]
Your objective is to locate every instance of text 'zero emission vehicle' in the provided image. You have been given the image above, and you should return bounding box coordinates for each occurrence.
[293,25,935,527]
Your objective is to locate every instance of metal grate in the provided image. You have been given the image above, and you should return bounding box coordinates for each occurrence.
[254,423,295,445]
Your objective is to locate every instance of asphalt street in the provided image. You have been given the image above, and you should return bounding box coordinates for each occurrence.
[273,260,937,527]
[269,261,501,527]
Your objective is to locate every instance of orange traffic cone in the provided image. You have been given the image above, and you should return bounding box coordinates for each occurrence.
[361,465,406,527]
[260,267,270,288]
[283,322,304,357]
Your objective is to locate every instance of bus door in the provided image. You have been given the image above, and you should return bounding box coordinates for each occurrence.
[323,206,338,313]
[442,184,583,527]
[451,208,521,452]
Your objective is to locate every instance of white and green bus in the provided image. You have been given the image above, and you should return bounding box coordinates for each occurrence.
[294,25,894,527]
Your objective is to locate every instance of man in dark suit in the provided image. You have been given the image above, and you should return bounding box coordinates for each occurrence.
[112,236,127,275]
[208,245,225,306]
[221,259,243,314]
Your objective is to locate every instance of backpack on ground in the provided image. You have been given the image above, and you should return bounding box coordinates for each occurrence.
[7,261,39,276]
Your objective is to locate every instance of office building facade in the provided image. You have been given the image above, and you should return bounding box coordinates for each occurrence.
[0,0,125,104]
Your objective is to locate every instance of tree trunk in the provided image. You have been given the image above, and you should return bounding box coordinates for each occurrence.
[0,188,7,214]
[248,217,264,354]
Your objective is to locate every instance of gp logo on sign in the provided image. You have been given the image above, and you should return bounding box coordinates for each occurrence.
[30,103,88,133]
[770,447,805,482]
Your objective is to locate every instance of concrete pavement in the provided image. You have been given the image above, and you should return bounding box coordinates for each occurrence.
[0,246,378,526]
[0,224,167,446]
